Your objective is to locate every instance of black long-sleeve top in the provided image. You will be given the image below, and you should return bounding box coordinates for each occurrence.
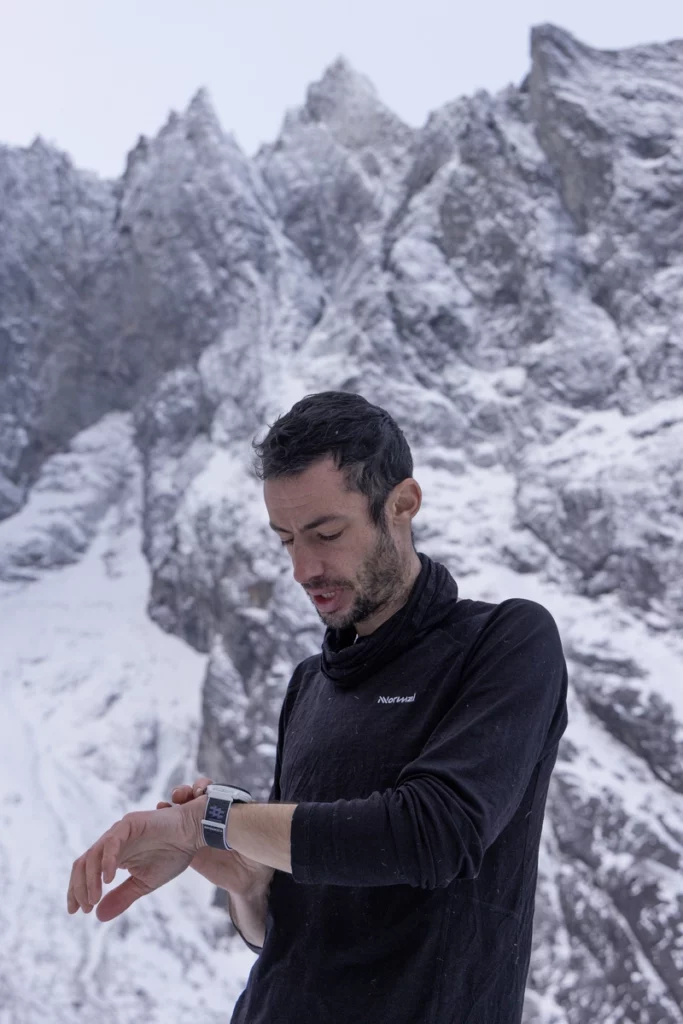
[230,553,568,1024]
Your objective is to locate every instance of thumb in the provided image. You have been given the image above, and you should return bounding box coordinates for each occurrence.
[96,875,151,922]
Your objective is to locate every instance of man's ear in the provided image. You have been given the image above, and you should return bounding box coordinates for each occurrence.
[389,478,422,524]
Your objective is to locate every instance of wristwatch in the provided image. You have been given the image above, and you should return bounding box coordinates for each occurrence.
[201,783,253,850]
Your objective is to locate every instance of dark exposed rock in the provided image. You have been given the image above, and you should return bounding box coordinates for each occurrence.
[2,23,683,1024]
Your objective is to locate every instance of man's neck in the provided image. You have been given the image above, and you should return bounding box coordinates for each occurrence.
[354,552,422,638]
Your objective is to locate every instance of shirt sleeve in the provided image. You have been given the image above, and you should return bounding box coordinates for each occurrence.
[289,598,568,889]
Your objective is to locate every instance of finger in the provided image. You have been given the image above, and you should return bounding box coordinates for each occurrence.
[67,870,80,914]
[169,777,213,804]
[71,854,91,913]
[192,776,213,797]
[156,801,172,809]
[96,875,151,922]
[85,841,105,910]
[171,785,193,803]
[102,832,123,886]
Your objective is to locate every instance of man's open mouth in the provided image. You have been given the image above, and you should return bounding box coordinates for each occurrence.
[309,589,345,613]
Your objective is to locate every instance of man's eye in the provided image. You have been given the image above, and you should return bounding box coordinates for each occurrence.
[280,531,343,548]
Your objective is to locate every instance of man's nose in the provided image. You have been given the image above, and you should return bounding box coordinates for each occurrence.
[291,544,325,587]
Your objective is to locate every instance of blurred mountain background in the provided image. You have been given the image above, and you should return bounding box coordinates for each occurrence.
[1,22,682,1024]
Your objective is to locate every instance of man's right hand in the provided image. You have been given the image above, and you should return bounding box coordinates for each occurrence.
[157,776,275,897]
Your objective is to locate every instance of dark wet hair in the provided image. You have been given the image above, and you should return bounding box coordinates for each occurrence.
[252,391,414,528]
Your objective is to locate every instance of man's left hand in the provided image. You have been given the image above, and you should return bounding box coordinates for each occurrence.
[66,799,203,922]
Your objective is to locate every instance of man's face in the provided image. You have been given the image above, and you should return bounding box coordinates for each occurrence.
[264,457,405,630]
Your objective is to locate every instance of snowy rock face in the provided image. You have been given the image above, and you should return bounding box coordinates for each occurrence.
[0,140,116,507]
[1,23,682,1024]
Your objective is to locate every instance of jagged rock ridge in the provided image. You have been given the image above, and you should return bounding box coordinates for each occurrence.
[1,23,682,1024]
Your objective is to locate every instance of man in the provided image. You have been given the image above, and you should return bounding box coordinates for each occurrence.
[67,391,568,1024]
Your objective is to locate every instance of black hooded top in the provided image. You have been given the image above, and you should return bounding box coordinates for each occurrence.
[229,553,568,1024]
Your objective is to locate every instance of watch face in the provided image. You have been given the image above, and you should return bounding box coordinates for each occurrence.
[205,798,231,825]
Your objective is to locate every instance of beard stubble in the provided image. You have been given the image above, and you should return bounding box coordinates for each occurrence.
[323,520,409,631]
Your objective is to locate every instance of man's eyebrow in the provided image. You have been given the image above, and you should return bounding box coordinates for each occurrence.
[268,515,346,534]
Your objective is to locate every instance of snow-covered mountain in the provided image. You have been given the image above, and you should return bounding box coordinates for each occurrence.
[1,23,682,1024]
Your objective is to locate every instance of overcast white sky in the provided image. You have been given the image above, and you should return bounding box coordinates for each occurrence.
[0,0,681,179]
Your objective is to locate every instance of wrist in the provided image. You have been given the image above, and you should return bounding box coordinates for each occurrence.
[243,864,275,902]
[181,795,208,852]
[234,877,270,907]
